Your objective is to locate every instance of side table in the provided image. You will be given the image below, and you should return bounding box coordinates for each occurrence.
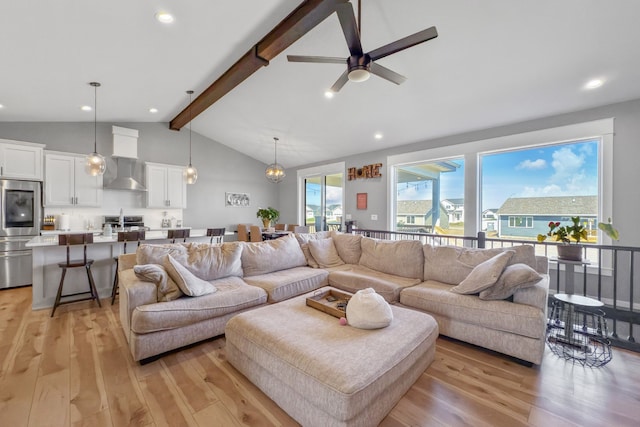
[547,293,612,367]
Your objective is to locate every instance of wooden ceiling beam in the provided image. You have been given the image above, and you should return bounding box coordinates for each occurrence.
[170,0,347,131]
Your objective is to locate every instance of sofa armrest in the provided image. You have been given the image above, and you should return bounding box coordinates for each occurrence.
[512,274,549,314]
[118,269,158,343]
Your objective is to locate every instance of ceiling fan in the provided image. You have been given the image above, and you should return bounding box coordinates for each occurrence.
[287,0,438,93]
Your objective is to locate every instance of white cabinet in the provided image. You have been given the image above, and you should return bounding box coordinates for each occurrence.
[145,162,186,208]
[0,140,44,180]
[44,152,103,207]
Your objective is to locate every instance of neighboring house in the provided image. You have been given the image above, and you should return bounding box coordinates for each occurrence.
[497,196,598,239]
[482,208,499,232]
[442,198,464,223]
[396,200,450,232]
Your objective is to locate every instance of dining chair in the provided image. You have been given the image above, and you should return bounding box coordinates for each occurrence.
[168,228,190,243]
[286,224,299,232]
[293,226,309,233]
[237,224,249,242]
[111,230,146,305]
[206,227,225,244]
[52,233,101,317]
[274,223,286,231]
[250,225,263,242]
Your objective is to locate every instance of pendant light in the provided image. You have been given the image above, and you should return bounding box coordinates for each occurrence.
[265,137,286,183]
[184,90,198,184]
[85,82,106,176]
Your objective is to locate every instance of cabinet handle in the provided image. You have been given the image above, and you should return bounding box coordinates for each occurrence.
[71,196,74,204]
[1,166,3,175]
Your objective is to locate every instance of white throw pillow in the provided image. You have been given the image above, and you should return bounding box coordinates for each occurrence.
[450,251,514,295]
[163,255,217,297]
[346,288,393,329]
[134,263,183,302]
[479,263,543,300]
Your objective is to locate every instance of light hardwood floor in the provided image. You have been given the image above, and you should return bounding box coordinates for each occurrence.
[1,286,639,427]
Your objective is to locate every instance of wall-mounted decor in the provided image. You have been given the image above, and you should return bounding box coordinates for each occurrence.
[348,163,382,180]
[357,193,368,210]
[225,192,250,207]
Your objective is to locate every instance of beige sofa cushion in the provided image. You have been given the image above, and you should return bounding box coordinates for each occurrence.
[331,232,362,264]
[133,264,183,302]
[243,267,329,303]
[423,244,536,285]
[400,280,545,339]
[131,276,267,334]
[136,243,190,266]
[328,264,422,302]
[294,231,331,245]
[300,243,320,268]
[183,242,243,280]
[308,238,345,268]
[479,263,543,300]
[450,251,514,295]
[163,255,217,297]
[242,236,307,277]
[359,237,424,280]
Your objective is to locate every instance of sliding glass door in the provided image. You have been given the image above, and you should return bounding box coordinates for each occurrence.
[298,163,345,232]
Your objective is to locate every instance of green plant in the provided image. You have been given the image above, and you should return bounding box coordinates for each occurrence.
[256,207,280,223]
[598,217,620,241]
[537,216,588,244]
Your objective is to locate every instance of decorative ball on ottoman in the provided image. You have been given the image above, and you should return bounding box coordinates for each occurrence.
[346,288,393,329]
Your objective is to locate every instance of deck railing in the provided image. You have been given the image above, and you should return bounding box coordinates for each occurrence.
[353,228,640,353]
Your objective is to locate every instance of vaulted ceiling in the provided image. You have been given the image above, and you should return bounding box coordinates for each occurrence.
[2,1,640,168]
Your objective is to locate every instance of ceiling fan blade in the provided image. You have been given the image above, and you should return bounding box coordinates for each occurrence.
[330,70,350,93]
[368,26,438,61]
[370,62,407,85]
[287,55,346,64]
[335,3,363,56]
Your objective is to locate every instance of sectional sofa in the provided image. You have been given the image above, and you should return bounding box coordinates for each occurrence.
[118,231,549,365]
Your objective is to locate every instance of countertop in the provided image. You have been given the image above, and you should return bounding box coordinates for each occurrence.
[27,228,211,247]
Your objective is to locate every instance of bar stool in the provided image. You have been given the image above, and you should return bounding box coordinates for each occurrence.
[168,229,190,243]
[206,227,225,244]
[52,233,101,317]
[111,230,146,305]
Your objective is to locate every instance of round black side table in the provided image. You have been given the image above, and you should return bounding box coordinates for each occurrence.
[547,293,612,367]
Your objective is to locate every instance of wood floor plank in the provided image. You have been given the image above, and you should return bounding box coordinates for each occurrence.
[193,401,243,427]
[139,366,199,427]
[69,309,109,424]
[0,287,34,378]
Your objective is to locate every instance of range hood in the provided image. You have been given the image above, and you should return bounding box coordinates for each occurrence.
[104,126,147,191]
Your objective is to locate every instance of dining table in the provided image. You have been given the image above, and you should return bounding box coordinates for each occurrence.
[261,230,292,240]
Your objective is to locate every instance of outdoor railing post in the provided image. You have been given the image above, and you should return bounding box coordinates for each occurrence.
[477,231,486,249]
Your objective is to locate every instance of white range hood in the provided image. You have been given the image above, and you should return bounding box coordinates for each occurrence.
[104,126,147,191]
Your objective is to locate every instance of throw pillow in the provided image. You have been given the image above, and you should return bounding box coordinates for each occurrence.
[479,263,543,300]
[134,263,184,302]
[331,232,362,264]
[300,243,320,268]
[450,251,514,295]
[163,255,217,297]
[346,288,393,329]
[308,237,345,268]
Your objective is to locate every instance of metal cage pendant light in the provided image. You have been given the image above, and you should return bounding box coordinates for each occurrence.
[184,90,198,185]
[85,82,106,176]
[265,137,285,183]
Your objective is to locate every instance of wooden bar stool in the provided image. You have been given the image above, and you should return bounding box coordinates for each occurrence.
[52,233,101,317]
[167,229,190,243]
[206,227,225,244]
[111,230,146,305]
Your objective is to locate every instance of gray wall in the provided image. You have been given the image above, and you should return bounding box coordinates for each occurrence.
[280,97,640,246]
[0,122,277,231]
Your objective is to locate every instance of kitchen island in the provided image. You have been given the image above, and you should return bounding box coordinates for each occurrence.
[26,228,215,310]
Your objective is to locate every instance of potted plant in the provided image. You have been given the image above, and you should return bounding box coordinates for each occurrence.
[537,216,619,261]
[256,207,279,229]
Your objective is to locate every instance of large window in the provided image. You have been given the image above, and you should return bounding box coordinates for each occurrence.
[297,162,345,232]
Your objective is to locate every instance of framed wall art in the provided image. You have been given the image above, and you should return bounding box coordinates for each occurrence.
[225,192,250,207]
[357,193,367,210]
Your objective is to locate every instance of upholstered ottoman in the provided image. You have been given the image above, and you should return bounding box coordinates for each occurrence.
[225,287,438,427]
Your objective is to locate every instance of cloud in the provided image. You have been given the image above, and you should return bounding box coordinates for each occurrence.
[516,159,547,170]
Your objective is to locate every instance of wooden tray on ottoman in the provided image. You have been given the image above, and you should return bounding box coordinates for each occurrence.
[306,288,352,318]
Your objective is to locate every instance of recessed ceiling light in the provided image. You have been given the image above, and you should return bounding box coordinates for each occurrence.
[81,105,92,111]
[149,108,158,113]
[374,133,383,140]
[324,90,334,99]
[0,104,4,109]
[155,11,174,24]
[585,78,604,90]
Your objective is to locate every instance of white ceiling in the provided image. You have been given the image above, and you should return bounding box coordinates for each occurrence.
[2,1,640,169]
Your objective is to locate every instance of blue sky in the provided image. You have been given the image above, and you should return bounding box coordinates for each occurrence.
[397,139,599,210]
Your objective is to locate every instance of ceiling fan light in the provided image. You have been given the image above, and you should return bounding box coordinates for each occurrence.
[348,68,370,82]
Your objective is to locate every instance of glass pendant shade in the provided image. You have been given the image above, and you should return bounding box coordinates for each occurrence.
[85,81,106,176]
[185,163,198,184]
[86,152,106,176]
[265,137,285,183]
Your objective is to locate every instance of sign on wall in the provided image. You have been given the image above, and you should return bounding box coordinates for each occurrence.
[347,163,382,181]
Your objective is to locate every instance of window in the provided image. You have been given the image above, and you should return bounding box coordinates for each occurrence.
[406,215,416,224]
[508,216,533,228]
[297,162,345,232]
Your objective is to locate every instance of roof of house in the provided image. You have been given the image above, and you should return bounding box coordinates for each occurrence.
[397,200,432,215]
[498,196,598,216]
[444,198,464,205]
